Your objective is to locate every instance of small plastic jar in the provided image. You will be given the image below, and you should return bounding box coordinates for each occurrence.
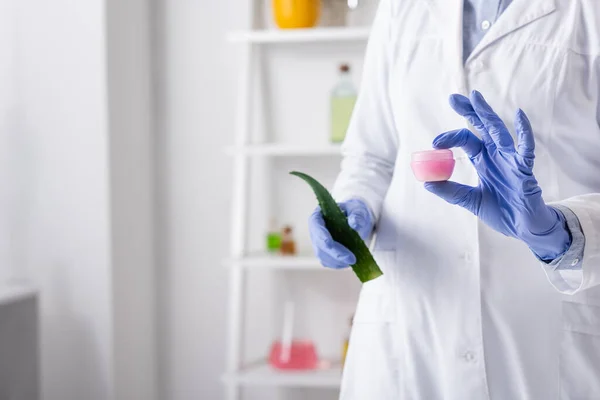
[410,149,455,182]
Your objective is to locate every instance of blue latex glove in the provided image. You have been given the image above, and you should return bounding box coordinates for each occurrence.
[309,198,374,269]
[425,91,571,261]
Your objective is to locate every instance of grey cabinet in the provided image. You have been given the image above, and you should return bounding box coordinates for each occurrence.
[0,287,39,400]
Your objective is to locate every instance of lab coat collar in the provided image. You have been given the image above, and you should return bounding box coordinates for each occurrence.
[422,0,558,63]
[467,0,557,62]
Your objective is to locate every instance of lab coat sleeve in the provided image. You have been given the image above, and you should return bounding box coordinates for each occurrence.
[331,0,399,222]
[542,196,600,295]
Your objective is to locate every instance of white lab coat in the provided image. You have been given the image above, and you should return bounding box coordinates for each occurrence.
[332,0,600,399]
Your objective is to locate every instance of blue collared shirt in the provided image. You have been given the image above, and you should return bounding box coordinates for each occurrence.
[463,0,585,270]
[463,0,512,62]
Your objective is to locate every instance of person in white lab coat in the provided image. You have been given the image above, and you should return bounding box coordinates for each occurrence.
[307,0,600,399]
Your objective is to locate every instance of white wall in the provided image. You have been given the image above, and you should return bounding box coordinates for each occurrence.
[0,0,18,285]
[155,0,237,398]
[11,0,113,399]
[106,0,157,398]
[1,0,157,399]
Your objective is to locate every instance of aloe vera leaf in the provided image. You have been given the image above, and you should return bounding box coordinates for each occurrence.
[290,171,383,283]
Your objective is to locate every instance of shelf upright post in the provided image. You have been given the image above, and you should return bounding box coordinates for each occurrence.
[225,0,257,399]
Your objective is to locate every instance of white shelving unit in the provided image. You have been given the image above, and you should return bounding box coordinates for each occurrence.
[226,143,342,157]
[223,363,343,388]
[224,253,361,270]
[224,4,372,400]
[228,27,370,44]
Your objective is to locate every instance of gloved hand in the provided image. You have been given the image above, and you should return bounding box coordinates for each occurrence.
[309,198,374,269]
[425,90,571,261]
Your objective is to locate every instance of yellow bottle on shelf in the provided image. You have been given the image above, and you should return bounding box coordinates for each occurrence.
[273,0,321,29]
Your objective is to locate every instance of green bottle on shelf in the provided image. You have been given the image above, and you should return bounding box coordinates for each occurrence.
[266,219,282,253]
[330,64,358,143]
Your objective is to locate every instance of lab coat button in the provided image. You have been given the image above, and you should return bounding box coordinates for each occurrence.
[571,258,580,266]
[463,351,476,362]
[481,20,491,30]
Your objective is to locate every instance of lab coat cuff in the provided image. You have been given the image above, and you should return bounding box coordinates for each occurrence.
[544,206,584,271]
[542,200,599,295]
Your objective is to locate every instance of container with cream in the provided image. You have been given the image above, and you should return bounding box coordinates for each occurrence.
[410,149,455,182]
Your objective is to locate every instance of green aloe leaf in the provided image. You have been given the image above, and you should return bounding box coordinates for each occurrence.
[290,171,383,283]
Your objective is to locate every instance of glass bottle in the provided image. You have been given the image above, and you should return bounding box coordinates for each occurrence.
[331,64,358,143]
[266,219,282,253]
[320,0,348,27]
[280,225,297,255]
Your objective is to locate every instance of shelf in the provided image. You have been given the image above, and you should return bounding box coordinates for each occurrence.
[228,27,371,44]
[223,363,343,388]
[226,143,342,157]
[225,253,333,270]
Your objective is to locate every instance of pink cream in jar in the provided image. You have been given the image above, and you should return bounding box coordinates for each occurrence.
[410,149,455,182]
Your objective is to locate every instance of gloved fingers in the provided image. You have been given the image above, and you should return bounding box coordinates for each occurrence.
[449,93,493,146]
[470,90,516,152]
[316,243,356,269]
[338,201,356,217]
[347,214,365,237]
[514,108,535,162]
[347,212,365,230]
[347,211,371,240]
[340,199,373,240]
[310,207,357,267]
[424,181,480,215]
[309,208,333,243]
[317,251,346,269]
[433,128,483,158]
